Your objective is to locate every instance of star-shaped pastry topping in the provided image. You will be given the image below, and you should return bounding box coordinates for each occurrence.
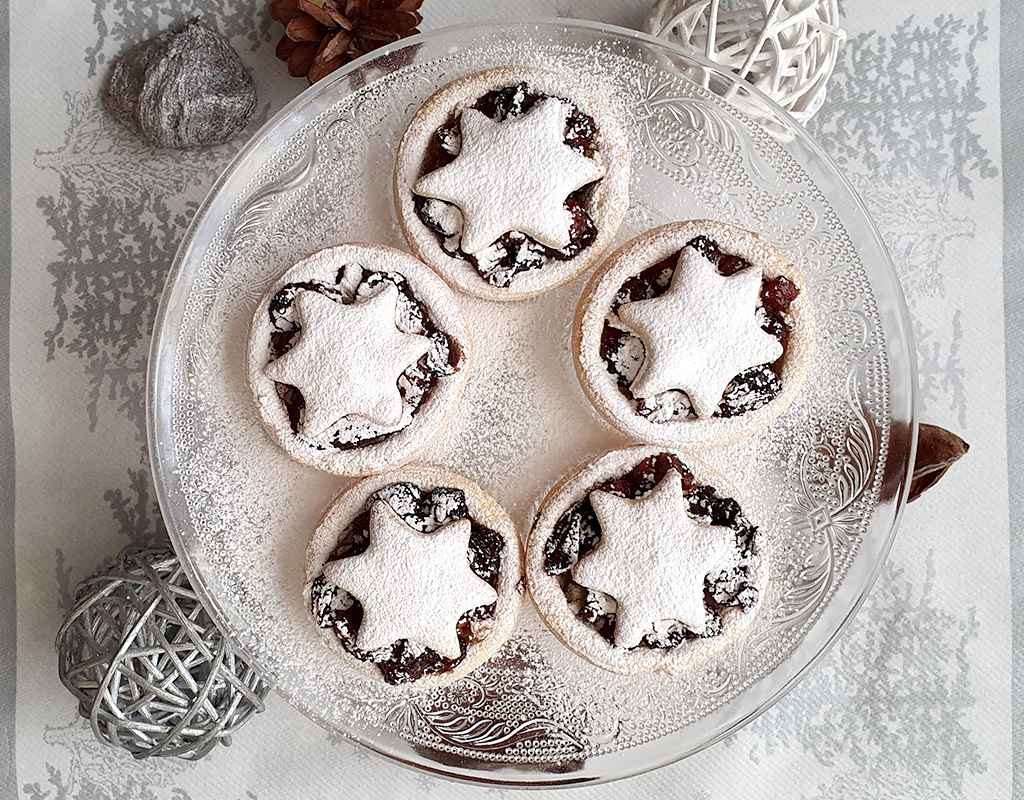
[322,501,498,658]
[572,470,736,649]
[265,284,431,437]
[617,247,784,419]
[413,97,606,254]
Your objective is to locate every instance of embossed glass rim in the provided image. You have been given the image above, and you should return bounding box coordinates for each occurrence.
[147,19,918,787]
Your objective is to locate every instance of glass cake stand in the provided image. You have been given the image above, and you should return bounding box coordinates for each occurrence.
[147,19,917,786]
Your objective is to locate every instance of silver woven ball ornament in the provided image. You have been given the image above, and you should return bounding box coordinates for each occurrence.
[55,544,269,760]
[646,0,846,123]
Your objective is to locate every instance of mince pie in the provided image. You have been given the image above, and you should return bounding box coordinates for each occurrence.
[574,220,814,448]
[247,243,471,475]
[394,66,630,300]
[526,445,766,676]
[304,465,524,687]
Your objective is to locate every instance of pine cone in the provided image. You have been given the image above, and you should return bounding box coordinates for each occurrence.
[270,0,423,83]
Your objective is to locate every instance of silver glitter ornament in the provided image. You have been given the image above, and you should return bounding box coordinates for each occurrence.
[55,544,269,760]
[105,19,257,149]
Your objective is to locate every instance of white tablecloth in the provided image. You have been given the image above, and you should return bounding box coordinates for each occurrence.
[3,1,1015,797]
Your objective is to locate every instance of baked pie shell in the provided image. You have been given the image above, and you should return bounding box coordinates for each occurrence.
[246,242,472,476]
[304,464,525,688]
[573,220,815,448]
[526,444,767,677]
[393,66,631,301]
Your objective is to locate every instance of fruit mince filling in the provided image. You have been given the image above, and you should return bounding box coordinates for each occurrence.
[543,453,759,649]
[309,483,505,685]
[601,236,801,421]
[413,82,601,288]
[266,267,461,450]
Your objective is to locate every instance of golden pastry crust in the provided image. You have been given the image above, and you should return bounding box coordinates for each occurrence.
[247,243,472,476]
[394,66,631,301]
[573,220,815,448]
[304,464,524,688]
[526,444,766,677]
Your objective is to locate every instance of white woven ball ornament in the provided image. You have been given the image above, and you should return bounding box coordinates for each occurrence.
[646,0,846,123]
[55,545,269,760]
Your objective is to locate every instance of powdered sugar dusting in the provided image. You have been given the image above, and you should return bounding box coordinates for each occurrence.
[321,503,496,659]
[527,447,766,675]
[580,470,740,647]
[617,248,783,418]
[395,66,631,300]
[246,244,472,476]
[575,220,816,448]
[153,34,899,777]
[414,98,605,253]
[263,285,431,434]
[303,465,523,688]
